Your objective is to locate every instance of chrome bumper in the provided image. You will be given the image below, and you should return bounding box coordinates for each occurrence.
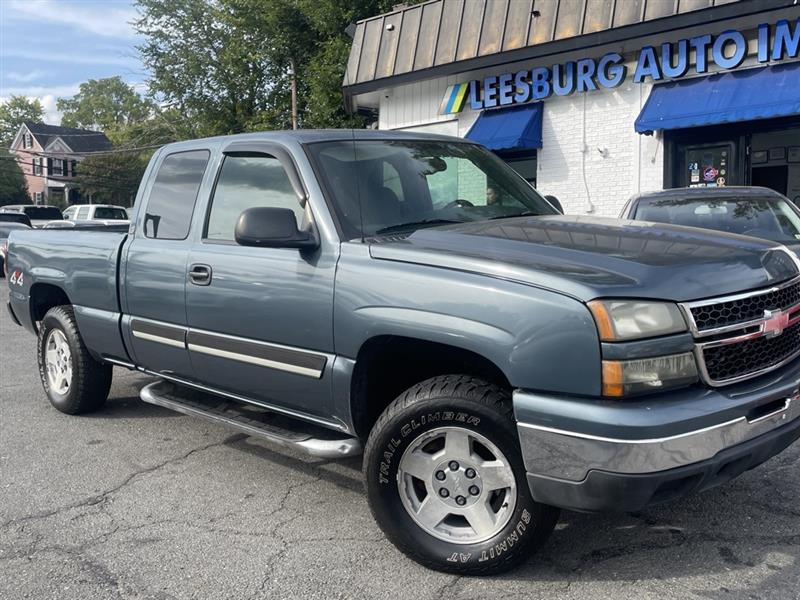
[516,391,800,482]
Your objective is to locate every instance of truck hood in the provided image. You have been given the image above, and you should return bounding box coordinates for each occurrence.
[368,215,799,302]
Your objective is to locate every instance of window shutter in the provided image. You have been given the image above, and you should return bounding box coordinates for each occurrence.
[46,158,53,176]
[71,160,77,177]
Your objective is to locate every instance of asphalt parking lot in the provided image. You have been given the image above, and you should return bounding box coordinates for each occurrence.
[1,286,799,600]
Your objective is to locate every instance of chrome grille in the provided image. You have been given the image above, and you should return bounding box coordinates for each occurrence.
[702,322,800,383]
[689,279,800,332]
[682,276,800,386]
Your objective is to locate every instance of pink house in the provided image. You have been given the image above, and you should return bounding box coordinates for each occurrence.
[9,122,112,206]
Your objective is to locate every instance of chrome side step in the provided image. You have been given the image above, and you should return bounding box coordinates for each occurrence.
[140,380,362,458]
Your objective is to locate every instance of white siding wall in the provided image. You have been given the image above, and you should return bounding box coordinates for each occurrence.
[376,72,663,217]
[536,81,664,216]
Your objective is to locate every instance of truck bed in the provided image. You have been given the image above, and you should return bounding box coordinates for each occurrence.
[8,228,130,363]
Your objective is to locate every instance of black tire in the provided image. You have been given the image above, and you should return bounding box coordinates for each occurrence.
[364,375,560,575]
[37,305,112,414]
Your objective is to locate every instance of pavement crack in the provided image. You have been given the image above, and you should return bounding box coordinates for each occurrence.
[0,434,244,531]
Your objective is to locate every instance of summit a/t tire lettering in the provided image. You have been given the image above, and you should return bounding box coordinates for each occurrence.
[364,375,559,574]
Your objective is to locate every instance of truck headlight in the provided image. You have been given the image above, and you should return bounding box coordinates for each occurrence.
[587,300,687,341]
[602,353,698,397]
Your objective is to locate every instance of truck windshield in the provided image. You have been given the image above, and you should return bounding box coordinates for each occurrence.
[634,195,800,244]
[308,140,556,238]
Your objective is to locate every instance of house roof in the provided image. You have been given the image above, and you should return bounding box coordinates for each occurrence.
[342,0,790,100]
[23,122,113,153]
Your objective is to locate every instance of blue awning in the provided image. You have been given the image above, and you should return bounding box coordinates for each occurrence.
[635,62,800,134]
[465,103,543,151]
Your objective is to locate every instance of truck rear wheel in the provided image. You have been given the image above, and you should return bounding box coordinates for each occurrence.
[37,306,112,414]
[364,375,559,574]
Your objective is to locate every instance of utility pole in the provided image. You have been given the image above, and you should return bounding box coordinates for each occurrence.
[290,57,298,130]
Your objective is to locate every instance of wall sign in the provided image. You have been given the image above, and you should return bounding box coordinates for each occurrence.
[440,18,800,114]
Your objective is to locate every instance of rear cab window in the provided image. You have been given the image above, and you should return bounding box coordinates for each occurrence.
[143,150,210,240]
[95,207,128,220]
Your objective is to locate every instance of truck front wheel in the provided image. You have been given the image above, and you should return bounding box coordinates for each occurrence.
[37,306,112,414]
[364,375,559,574]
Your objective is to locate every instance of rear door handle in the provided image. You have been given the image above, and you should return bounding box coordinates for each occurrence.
[188,263,212,286]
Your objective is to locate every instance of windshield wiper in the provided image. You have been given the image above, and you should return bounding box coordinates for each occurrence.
[374,219,463,235]
[487,211,539,220]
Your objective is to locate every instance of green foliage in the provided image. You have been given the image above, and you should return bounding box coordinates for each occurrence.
[0,148,30,206]
[133,0,406,135]
[58,77,156,132]
[0,96,44,146]
[73,150,150,207]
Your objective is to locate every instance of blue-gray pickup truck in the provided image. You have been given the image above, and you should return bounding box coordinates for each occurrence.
[7,130,800,574]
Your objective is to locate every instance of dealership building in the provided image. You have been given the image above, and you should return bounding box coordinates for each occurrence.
[343,0,800,216]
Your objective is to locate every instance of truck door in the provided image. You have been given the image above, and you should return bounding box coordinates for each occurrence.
[184,141,337,422]
[120,149,212,379]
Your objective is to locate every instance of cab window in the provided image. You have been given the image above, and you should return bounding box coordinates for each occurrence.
[205,154,303,242]
[143,150,210,240]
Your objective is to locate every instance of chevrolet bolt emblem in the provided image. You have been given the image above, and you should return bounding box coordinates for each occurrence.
[763,309,790,338]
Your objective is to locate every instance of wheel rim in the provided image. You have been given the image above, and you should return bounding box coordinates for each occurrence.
[397,426,517,544]
[45,329,72,395]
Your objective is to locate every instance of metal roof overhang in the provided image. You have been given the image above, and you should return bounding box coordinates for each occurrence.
[343,0,795,106]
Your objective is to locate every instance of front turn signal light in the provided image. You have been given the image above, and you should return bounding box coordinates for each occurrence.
[602,353,699,397]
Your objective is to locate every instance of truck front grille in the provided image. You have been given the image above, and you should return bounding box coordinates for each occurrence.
[689,279,800,332]
[702,322,800,383]
[682,276,800,386]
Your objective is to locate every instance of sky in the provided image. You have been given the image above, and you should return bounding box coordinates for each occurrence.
[0,0,145,124]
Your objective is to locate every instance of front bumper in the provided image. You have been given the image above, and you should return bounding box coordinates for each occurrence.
[515,357,800,512]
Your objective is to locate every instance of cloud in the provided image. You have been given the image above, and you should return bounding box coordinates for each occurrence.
[2,84,81,124]
[39,95,62,125]
[6,70,47,83]
[3,49,136,67]
[0,94,61,125]
[5,0,138,39]
[3,84,82,99]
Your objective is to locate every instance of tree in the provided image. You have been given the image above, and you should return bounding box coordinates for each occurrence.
[73,150,150,207]
[58,77,156,132]
[133,0,406,135]
[135,0,273,137]
[0,148,30,206]
[0,96,44,146]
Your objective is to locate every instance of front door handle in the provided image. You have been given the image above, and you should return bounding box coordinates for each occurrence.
[188,263,212,286]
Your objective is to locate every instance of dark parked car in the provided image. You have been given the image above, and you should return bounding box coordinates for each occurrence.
[0,212,32,227]
[620,187,800,251]
[0,205,63,228]
[0,222,30,277]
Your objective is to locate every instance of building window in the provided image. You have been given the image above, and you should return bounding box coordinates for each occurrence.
[70,160,77,178]
[51,159,64,176]
[23,133,32,149]
[33,157,42,175]
[34,192,43,204]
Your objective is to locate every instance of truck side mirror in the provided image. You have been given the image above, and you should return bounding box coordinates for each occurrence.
[544,195,563,214]
[234,207,318,249]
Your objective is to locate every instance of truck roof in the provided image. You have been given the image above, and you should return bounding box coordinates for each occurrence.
[157,129,466,154]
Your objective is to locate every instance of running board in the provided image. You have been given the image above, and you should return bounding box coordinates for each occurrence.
[140,380,361,458]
